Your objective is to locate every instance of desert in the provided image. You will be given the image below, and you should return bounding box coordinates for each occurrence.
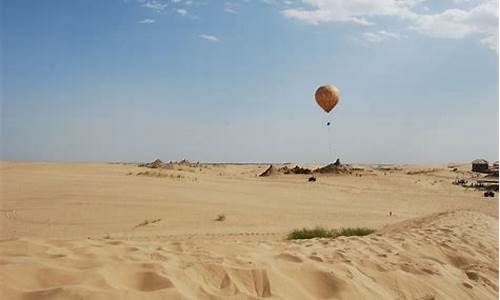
[3,0,499,299]
[0,160,498,299]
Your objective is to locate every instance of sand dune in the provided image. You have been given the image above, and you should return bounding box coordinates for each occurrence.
[1,162,497,240]
[0,162,498,299]
[0,210,497,299]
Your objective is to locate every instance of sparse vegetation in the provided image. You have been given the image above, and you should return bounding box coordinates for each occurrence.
[287,226,375,240]
[136,171,185,180]
[134,171,199,182]
[215,214,226,222]
[288,227,331,239]
[406,168,440,175]
[138,219,149,227]
[135,218,162,228]
[375,166,402,172]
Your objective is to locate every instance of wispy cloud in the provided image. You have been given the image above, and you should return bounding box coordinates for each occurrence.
[139,18,155,24]
[282,0,498,52]
[142,0,168,12]
[282,0,420,26]
[199,34,219,42]
[224,2,239,14]
[224,7,238,14]
[480,35,498,51]
[133,0,498,52]
[361,30,401,43]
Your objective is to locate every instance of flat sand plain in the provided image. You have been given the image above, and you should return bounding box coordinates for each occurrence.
[0,161,498,299]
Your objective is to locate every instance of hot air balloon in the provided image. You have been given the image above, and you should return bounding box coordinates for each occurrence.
[315,85,340,113]
[314,84,341,160]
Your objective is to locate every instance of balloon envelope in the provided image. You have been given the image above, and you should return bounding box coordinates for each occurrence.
[315,85,340,113]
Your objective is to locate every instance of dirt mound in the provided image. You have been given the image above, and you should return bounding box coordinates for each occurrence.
[289,165,312,174]
[139,159,168,169]
[259,165,276,177]
[278,166,290,174]
[260,165,312,176]
[176,159,199,167]
[139,159,200,169]
[314,160,352,174]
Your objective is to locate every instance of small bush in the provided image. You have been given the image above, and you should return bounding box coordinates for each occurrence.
[335,227,375,237]
[136,171,185,180]
[136,218,161,228]
[406,168,440,175]
[287,227,331,239]
[215,214,226,222]
[138,219,149,226]
[287,226,375,240]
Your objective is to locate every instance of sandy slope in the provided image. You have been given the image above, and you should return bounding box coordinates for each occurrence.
[0,162,498,299]
[0,210,497,299]
[0,162,497,239]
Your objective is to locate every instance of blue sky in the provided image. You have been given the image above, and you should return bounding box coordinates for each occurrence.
[1,0,498,163]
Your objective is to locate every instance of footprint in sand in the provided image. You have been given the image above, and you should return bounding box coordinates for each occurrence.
[115,271,174,292]
[275,253,303,263]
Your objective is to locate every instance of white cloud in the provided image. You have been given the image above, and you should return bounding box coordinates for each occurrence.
[361,30,402,42]
[282,0,423,25]
[480,35,498,51]
[282,0,498,52]
[142,0,168,12]
[134,0,498,52]
[199,34,220,42]
[411,0,498,50]
[224,2,239,14]
[224,7,238,14]
[139,18,155,24]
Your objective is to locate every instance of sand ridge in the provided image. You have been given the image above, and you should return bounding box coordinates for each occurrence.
[0,210,498,299]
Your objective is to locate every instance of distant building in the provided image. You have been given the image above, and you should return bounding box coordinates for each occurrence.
[472,159,489,173]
